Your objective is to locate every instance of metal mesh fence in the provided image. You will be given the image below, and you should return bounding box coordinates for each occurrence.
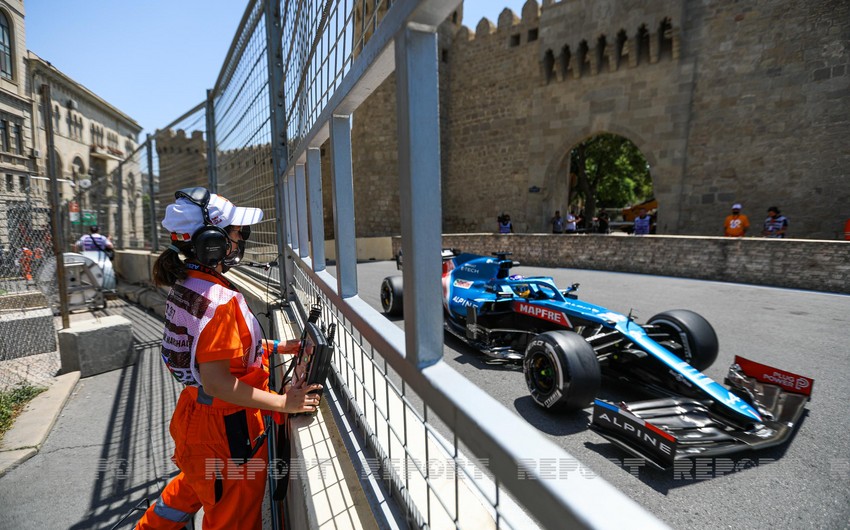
[150,103,209,250]
[282,0,384,160]
[0,176,60,391]
[212,0,277,266]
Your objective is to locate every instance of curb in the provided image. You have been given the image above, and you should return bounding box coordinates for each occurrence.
[0,371,80,478]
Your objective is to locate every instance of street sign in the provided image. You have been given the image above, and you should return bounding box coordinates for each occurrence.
[82,210,97,226]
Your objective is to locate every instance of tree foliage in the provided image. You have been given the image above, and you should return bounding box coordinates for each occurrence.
[569,133,651,220]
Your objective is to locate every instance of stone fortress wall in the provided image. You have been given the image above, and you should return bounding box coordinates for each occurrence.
[350,0,850,240]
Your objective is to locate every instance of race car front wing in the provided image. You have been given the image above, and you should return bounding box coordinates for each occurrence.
[589,356,814,469]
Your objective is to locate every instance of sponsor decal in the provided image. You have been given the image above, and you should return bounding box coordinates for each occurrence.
[451,295,475,308]
[513,302,573,328]
[734,355,814,396]
[460,265,479,274]
[592,400,677,468]
[542,389,563,408]
[453,279,473,289]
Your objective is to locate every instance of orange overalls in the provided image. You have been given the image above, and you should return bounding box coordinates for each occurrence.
[137,269,279,530]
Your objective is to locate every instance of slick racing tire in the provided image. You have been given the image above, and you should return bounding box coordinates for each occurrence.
[523,331,601,412]
[647,309,719,371]
[380,276,404,316]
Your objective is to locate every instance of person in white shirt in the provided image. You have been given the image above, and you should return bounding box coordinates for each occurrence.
[75,225,114,252]
[565,211,577,233]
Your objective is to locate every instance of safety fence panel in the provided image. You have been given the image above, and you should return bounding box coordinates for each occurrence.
[0,178,59,391]
[149,103,209,251]
[211,0,278,266]
[291,267,537,529]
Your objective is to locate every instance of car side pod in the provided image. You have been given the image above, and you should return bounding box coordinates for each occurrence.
[589,356,814,469]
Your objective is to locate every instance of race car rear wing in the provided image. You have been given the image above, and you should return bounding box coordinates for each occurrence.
[590,356,814,469]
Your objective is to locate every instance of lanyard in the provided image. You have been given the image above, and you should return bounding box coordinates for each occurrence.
[185,262,238,291]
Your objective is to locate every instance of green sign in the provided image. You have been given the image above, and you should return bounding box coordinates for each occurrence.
[82,210,98,226]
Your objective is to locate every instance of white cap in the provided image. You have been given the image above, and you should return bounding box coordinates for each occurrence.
[732,203,742,210]
[162,194,263,241]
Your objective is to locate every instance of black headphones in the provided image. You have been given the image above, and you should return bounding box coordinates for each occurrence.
[174,187,230,267]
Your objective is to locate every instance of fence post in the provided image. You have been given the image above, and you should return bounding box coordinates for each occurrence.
[41,83,70,328]
[205,89,218,193]
[329,115,357,299]
[395,24,443,368]
[306,147,325,271]
[146,134,158,251]
[264,0,292,299]
[116,161,123,249]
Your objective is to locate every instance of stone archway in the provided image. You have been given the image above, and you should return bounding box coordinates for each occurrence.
[540,125,669,233]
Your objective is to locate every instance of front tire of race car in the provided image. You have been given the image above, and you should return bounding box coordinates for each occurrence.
[523,331,601,412]
[380,276,404,316]
[647,309,718,371]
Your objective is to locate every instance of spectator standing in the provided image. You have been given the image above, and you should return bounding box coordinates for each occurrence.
[564,211,577,234]
[75,225,114,253]
[596,210,610,234]
[551,211,565,234]
[762,206,788,238]
[498,213,513,234]
[723,203,750,237]
[633,208,652,235]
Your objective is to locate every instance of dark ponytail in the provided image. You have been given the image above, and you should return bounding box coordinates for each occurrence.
[152,241,194,287]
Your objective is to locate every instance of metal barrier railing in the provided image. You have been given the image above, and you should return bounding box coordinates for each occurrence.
[290,264,537,528]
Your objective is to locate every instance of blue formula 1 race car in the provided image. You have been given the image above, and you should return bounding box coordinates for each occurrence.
[380,250,814,468]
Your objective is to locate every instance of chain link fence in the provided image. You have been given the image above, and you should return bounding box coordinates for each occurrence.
[0,174,59,391]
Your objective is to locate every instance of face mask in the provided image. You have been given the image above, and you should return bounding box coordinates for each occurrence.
[223,239,245,268]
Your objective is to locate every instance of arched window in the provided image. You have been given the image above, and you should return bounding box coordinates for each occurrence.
[0,11,12,80]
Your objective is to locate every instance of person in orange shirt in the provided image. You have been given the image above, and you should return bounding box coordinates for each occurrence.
[138,188,320,529]
[723,203,750,237]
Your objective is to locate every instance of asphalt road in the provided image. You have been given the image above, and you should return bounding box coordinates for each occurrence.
[350,260,850,530]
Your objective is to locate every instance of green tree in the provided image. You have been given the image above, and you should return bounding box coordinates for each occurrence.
[569,133,651,221]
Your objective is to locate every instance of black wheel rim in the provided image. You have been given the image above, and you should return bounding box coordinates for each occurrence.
[380,282,392,311]
[657,322,692,364]
[529,351,555,395]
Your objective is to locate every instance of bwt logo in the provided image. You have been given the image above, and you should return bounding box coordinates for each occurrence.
[514,302,572,328]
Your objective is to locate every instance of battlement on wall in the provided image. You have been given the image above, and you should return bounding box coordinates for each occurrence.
[154,128,206,155]
[454,0,541,44]
[452,0,680,83]
[540,17,680,83]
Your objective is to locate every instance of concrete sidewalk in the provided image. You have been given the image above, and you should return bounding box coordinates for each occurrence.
[0,298,183,529]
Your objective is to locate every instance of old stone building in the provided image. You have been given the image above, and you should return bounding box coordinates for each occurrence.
[0,0,143,254]
[349,0,849,239]
[28,52,143,248]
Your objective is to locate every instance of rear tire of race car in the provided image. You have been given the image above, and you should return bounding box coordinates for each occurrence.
[380,276,404,316]
[523,331,601,412]
[647,309,718,371]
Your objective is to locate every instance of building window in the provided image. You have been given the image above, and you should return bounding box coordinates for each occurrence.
[5,174,12,192]
[0,11,12,80]
[528,28,539,42]
[13,122,21,154]
[18,174,25,191]
[0,120,6,151]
